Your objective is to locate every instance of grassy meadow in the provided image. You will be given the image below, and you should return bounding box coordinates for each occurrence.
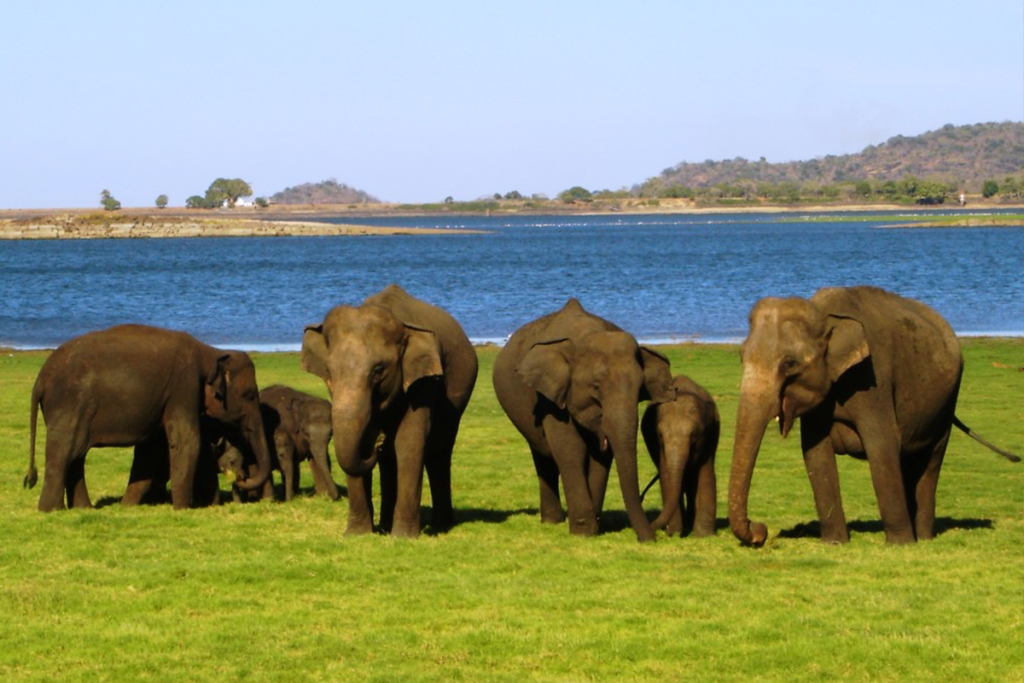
[0,340,1021,682]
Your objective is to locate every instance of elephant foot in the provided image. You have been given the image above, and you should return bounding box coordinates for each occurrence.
[391,523,421,539]
[430,509,454,530]
[540,508,567,525]
[345,517,374,536]
[38,498,66,513]
[819,523,850,544]
[690,525,716,538]
[568,516,599,536]
[884,530,916,545]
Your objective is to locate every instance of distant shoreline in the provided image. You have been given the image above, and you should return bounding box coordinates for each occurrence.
[1,201,1021,240]
[0,215,478,240]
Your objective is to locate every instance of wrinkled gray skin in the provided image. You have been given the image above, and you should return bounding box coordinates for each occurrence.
[641,375,719,537]
[493,299,675,542]
[730,286,965,546]
[302,284,478,538]
[121,420,248,507]
[25,325,272,511]
[259,384,339,501]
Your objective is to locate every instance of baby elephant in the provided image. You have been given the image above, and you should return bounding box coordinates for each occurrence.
[641,375,719,537]
[258,385,340,502]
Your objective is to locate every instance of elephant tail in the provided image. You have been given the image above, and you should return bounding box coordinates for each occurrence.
[639,472,660,504]
[24,380,42,488]
[953,415,1021,463]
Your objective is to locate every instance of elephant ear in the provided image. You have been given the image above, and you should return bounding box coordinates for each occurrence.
[639,346,675,404]
[516,339,574,410]
[825,315,870,382]
[301,325,330,381]
[402,324,443,392]
[204,354,231,413]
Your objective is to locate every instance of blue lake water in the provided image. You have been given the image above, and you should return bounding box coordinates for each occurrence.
[1,212,1021,349]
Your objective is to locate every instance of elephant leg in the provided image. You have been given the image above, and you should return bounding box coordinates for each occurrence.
[166,419,201,510]
[586,448,612,521]
[907,427,950,541]
[675,466,695,538]
[345,471,375,535]
[543,415,598,536]
[424,410,458,530]
[690,452,717,537]
[65,455,92,509]
[391,406,431,538]
[279,447,297,502]
[377,440,398,533]
[123,440,168,506]
[38,417,88,512]
[531,448,565,524]
[862,432,914,544]
[192,447,221,507]
[801,426,850,544]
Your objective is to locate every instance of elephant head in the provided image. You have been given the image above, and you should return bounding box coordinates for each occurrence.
[213,437,248,483]
[729,297,869,546]
[516,330,675,541]
[202,351,272,491]
[301,305,443,477]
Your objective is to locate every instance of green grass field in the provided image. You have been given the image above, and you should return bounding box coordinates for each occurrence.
[0,341,1021,682]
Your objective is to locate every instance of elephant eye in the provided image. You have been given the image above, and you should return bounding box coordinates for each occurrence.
[780,358,800,374]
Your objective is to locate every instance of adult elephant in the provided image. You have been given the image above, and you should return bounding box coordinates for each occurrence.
[493,298,675,542]
[729,286,1020,547]
[259,384,339,501]
[641,374,719,537]
[301,284,478,538]
[24,324,272,511]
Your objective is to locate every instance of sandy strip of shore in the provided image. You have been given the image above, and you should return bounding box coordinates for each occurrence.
[0,217,481,240]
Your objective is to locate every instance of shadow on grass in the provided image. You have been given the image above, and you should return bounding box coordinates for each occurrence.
[417,506,540,536]
[778,516,994,539]
[94,482,350,509]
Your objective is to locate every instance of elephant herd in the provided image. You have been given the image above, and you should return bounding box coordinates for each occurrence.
[23,284,1019,546]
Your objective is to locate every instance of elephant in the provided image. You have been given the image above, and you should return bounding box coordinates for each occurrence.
[257,384,340,501]
[216,438,275,503]
[120,419,248,507]
[492,298,675,542]
[301,284,478,537]
[24,324,272,511]
[641,374,719,537]
[729,285,1021,547]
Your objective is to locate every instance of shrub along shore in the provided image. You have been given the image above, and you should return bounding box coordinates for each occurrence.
[0,340,1021,682]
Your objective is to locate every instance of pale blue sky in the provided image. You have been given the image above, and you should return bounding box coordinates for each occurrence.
[1,1,1021,209]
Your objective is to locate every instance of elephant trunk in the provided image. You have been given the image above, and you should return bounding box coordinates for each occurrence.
[606,408,656,543]
[650,434,690,531]
[233,407,272,492]
[728,390,773,546]
[331,395,378,477]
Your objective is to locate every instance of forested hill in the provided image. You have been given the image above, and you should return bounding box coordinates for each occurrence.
[270,179,379,205]
[649,122,1023,191]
